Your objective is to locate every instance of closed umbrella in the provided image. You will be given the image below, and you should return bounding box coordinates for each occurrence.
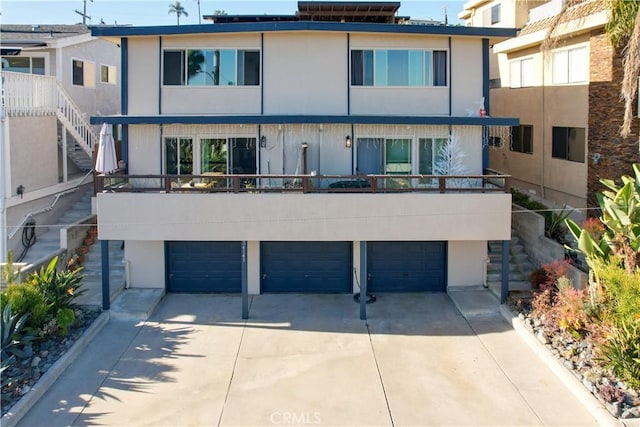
[95,123,118,174]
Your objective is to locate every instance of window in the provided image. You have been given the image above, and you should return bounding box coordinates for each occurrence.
[163,49,260,86]
[552,47,587,84]
[1,56,45,75]
[510,125,533,154]
[510,58,533,88]
[164,137,257,175]
[385,139,411,174]
[491,4,501,24]
[419,138,448,174]
[72,59,95,87]
[351,49,447,87]
[552,127,585,163]
[100,64,117,84]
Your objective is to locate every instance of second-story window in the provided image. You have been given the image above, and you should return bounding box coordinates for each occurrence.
[491,4,501,24]
[510,125,533,154]
[72,59,95,88]
[351,49,447,87]
[509,57,533,88]
[163,49,260,86]
[552,46,587,84]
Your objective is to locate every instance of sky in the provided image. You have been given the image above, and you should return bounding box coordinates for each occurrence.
[0,0,466,27]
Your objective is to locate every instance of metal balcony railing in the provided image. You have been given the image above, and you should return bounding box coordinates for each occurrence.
[96,171,511,194]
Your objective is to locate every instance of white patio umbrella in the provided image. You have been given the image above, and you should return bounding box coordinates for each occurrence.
[95,123,118,174]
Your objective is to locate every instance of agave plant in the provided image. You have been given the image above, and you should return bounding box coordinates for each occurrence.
[1,304,34,362]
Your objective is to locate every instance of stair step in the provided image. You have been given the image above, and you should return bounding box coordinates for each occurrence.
[487,272,527,282]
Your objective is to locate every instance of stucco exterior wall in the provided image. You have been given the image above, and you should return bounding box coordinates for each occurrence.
[8,116,58,193]
[60,38,120,117]
[128,37,160,115]
[97,192,512,242]
[124,240,165,288]
[448,241,487,287]
[263,32,347,115]
[450,37,483,117]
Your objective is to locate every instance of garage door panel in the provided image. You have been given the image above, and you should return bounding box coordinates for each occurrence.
[261,242,351,293]
[368,241,446,292]
[167,242,241,293]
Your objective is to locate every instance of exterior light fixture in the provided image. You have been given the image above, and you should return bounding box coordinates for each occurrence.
[345,135,352,148]
[260,136,266,148]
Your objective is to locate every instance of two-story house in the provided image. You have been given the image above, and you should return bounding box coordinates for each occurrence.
[91,2,518,318]
[460,0,639,209]
[1,25,120,263]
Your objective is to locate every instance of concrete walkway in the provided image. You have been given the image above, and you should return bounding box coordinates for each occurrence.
[18,292,597,427]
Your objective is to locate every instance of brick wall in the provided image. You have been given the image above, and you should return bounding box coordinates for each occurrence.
[587,30,640,208]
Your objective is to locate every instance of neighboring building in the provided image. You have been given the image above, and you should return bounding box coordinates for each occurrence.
[460,0,639,209]
[90,2,517,316]
[0,25,120,261]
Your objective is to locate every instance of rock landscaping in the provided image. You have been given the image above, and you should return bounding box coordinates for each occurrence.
[1,306,100,416]
[507,293,640,420]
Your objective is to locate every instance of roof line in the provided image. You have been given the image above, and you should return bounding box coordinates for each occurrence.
[90,114,519,126]
[90,21,516,38]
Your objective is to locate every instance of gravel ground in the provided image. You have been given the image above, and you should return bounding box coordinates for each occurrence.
[507,292,640,420]
[1,306,101,417]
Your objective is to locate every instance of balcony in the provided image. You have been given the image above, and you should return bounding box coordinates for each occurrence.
[95,172,512,242]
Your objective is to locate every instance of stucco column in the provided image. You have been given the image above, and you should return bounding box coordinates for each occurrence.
[101,239,110,310]
[501,240,509,304]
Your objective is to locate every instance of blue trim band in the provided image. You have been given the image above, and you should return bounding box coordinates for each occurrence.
[91,114,519,126]
[158,37,162,114]
[91,21,517,38]
[122,124,129,166]
[347,33,350,115]
[448,37,452,117]
[121,38,128,115]
[482,38,490,170]
[260,33,264,115]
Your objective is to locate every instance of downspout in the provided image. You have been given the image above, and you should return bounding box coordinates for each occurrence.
[540,51,546,198]
[0,80,6,263]
[123,259,131,289]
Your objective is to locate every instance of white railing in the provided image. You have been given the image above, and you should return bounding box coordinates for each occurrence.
[1,71,57,116]
[1,71,97,157]
[56,85,97,156]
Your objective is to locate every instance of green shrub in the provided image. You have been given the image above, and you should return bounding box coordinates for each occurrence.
[55,308,75,336]
[600,319,640,389]
[2,283,50,330]
[29,256,85,314]
[597,261,640,325]
[511,188,571,244]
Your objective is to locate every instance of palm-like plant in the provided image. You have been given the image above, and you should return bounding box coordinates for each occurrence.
[168,1,188,25]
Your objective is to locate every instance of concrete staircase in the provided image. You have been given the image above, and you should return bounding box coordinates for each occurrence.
[487,232,534,299]
[74,240,126,307]
[58,123,93,171]
[20,189,93,265]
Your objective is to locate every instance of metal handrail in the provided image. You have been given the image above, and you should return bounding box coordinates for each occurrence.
[8,170,94,240]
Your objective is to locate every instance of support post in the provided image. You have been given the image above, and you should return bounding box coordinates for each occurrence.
[101,239,110,310]
[62,128,68,183]
[360,241,367,320]
[241,241,248,319]
[501,240,509,304]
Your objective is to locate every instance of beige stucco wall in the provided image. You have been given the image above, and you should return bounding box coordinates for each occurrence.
[128,37,160,115]
[97,192,511,242]
[124,240,165,288]
[448,241,487,287]
[60,38,121,117]
[8,116,58,194]
[263,31,347,115]
[490,36,590,208]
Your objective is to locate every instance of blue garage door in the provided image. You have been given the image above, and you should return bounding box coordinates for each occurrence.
[367,241,446,292]
[167,242,241,293]
[261,242,352,293]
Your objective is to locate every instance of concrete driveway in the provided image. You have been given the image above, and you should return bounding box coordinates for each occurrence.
[19,293,597,427]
